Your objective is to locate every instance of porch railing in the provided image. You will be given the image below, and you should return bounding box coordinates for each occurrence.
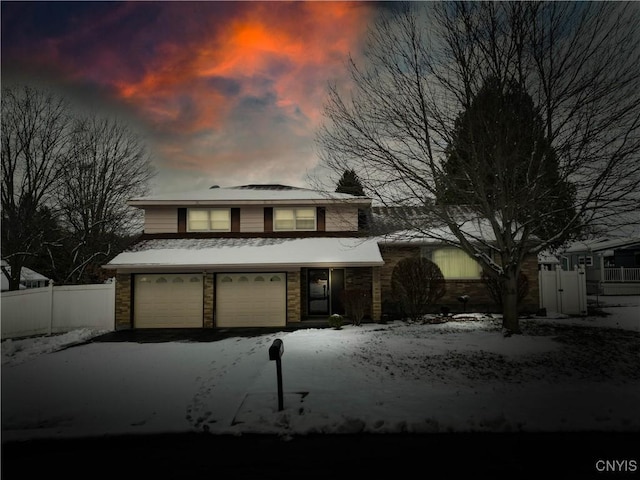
[603,267,640,282]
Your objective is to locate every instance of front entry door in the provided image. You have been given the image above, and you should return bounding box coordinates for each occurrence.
[308,269,345,316]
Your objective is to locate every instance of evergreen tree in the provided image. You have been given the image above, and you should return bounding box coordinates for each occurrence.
[335,169,366,196]
[440,76,579,248]
[335,169,368,230]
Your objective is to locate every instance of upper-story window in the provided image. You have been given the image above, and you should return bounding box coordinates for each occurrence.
[188,208,231,232]
[274,207,316,231]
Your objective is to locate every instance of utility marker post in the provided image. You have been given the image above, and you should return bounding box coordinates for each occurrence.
[268,339,284,411]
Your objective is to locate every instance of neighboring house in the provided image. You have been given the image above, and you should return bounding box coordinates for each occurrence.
[1,260,50,291]
[557,237,640,295]
[105,184,540,330]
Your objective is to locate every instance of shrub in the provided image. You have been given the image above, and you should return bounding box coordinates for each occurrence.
[328,314,344,330]
[391,256,446,322]
[341,288,371,326]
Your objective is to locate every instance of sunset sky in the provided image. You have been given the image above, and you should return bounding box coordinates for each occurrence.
[1,1,380,194]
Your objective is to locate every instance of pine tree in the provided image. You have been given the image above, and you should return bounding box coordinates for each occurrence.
[440,76,579,248]
[335,169,366,196]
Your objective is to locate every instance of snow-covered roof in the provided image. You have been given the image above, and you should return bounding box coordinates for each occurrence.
[376,217,500,245]
[1,261,50,290]
[561,237,640,254]
[129,184,371,207]
[105,237,384,270]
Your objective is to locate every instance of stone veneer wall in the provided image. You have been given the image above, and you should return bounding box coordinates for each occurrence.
[115,273,132,330]
[379,244,540,314]
[204,274,214,328]
[287,270,301,322]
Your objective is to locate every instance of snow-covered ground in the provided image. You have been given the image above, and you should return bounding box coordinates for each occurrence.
[1,296,638,442]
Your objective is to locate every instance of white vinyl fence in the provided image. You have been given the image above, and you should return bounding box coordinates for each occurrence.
[538,266,588,316]
[1,280,115,340]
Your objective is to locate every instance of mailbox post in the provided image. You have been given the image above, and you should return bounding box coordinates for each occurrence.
[268,339,284,411]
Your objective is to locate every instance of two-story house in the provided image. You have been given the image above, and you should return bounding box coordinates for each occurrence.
[105,184,384,329]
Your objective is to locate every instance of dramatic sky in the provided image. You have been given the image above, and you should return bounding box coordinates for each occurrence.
[1,1,380,194]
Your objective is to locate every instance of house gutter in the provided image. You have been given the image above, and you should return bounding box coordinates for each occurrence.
[102,260,385,272]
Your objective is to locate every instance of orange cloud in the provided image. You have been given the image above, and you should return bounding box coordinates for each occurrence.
[114,2,374,135]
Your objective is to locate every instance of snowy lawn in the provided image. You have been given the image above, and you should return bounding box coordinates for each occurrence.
[2,295,639,442]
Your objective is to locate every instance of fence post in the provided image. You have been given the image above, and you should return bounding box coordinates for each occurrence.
[48,280,54,336]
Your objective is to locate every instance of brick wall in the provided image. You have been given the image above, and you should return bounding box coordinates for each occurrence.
[379,244,540,314]
[287,270,301,322]
[345,267,374,319]
[204,274,214,328]
[300,269,308,317]
[379,244,422,302]
[372,267,381,321]
[115,273,132,330]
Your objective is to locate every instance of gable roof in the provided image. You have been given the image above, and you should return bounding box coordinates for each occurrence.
[129,184,372,207]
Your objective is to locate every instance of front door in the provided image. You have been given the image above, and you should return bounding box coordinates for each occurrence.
[308,268,345,316]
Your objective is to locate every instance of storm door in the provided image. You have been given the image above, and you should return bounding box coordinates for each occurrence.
[308,268,345,316]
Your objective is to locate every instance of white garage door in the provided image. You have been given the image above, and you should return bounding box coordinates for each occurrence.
[216,273,286,327]
[134,274,204,328]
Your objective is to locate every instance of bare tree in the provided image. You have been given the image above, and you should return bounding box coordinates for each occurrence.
[1,86,70,290]
[2,84,155,286]
[55,115,155,283]
[317,2,640,334]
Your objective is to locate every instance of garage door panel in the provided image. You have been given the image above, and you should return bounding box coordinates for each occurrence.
[216,273,286,327]
[135,274,203,328]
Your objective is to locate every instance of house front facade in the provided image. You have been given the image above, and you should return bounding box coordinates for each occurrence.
[105,185,384,329]
[105,184,540,330]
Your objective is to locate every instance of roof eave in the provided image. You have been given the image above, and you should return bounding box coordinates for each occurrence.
[103,260,384,272]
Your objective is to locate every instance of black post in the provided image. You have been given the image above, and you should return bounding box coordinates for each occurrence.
[275,357,283,411]
[268,339,284,411]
